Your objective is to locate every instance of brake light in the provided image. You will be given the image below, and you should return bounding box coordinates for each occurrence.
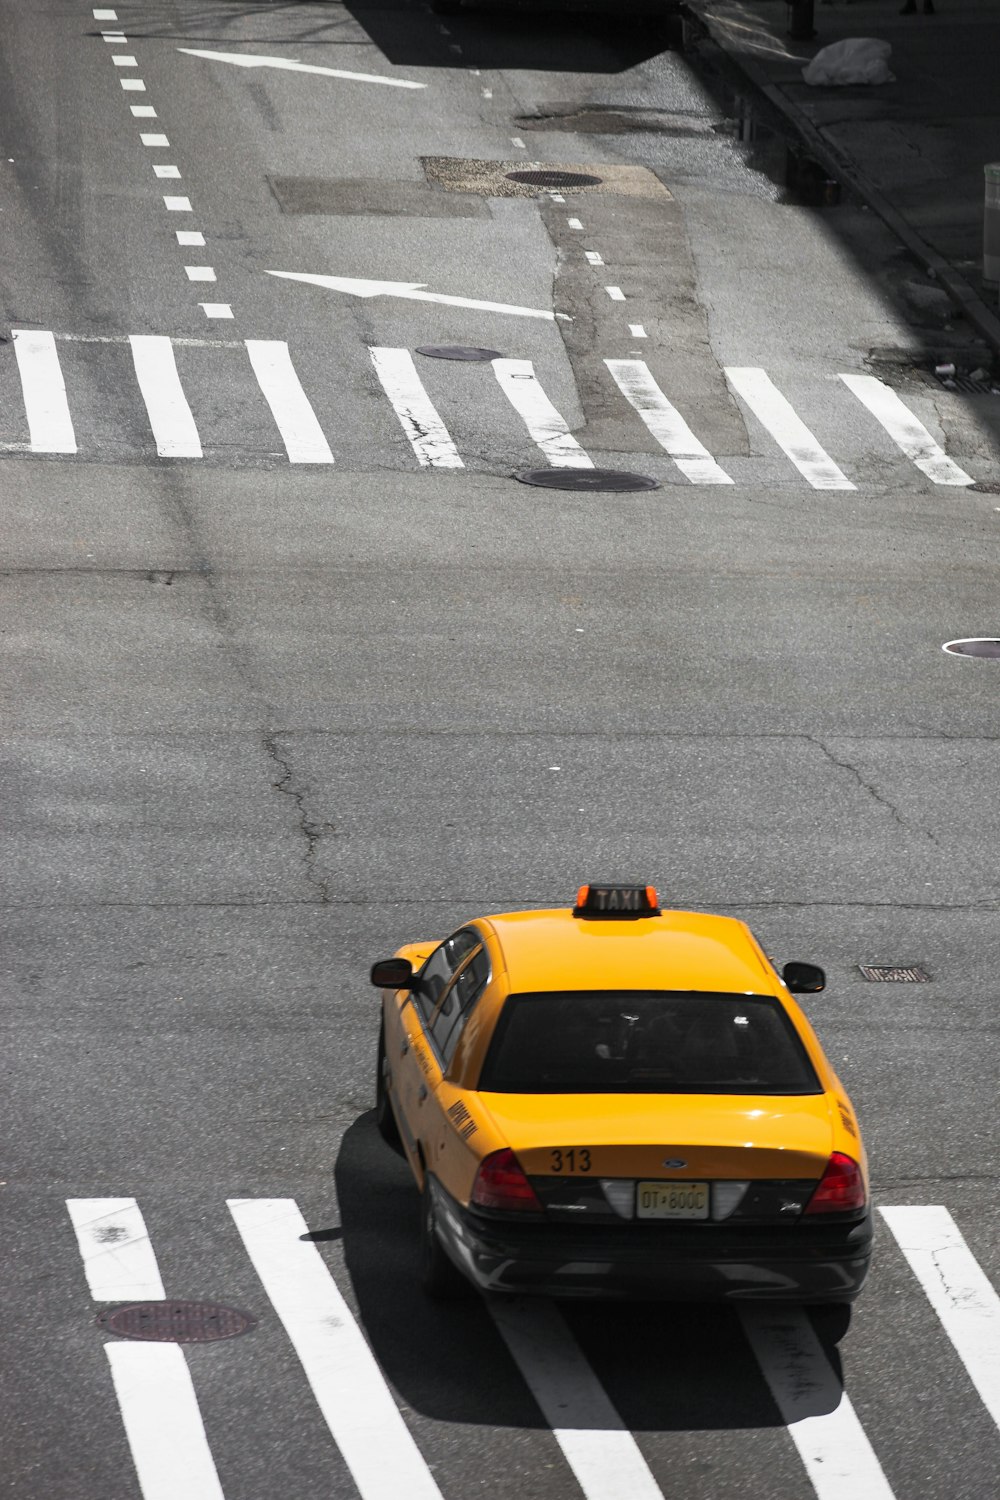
[803,1152,866,1214]
[470,1149,542,1212]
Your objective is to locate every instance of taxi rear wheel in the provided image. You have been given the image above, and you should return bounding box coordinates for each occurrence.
[375,1023,402,1149]
[420,1182,471,1300]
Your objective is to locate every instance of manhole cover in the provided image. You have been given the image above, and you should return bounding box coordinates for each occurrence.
[96,1301,256,1343]
[858,965,929,983]
[416,345,502,362]
[514,468,660,492]
[942,638,1000,658]
[505,169,603,189]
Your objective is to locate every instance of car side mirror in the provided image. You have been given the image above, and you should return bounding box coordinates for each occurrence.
[370,958,415,989]
[782,961,826,994]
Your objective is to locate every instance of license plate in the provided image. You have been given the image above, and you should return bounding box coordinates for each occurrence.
[636,1181,709,1220]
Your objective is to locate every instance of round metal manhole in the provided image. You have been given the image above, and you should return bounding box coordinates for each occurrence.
[514,468,660,492]
[942,638,1000,658]
[504,169,603,189]
[416,345,502,362]
[96,1301,257,1343]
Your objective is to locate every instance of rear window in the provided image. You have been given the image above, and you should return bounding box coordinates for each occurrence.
[478,991,821,1095]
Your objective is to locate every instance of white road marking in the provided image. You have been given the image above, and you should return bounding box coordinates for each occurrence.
[177,48,426,90]
[628,324,647,339]
[141,133,170,147]
[584,250,604,266]
[493,358,593,468]
[725,367,855,490]
[112,54,137,66]
[369,347,463,469]
[880,1206,1000,1430]
[605,359,732,484]
[490,1298,665,1500]
[185,265,216,281]
[131,105,157,117]
[105,1345,227,1500]
[154,164,181,179]
[549,192,565,203]
[246,340,335,464]
[567,217,583,229]
[200,304,233,319]
[164,195,192,211]
[120,78,146,91]
[266,270,571,321]
[605,286,625,301]
[93,7,118,16]
[482,87,493,98]
[102,32,127,43]
[129,335,203,458]
[65,1198,165,1300]
[228,1199,446,1500]
[839,373,974,486]
[177,231,205,246]
[11,330,77,454]
[511,136,526,149]
[740,1306,896,1500]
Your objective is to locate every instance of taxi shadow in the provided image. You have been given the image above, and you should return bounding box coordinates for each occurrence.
[342,0,677,76]
[334,1113,846,1432]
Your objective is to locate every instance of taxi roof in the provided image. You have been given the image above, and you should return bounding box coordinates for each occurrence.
[482,907,773,996]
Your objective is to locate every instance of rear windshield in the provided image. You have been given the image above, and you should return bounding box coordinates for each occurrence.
[479,991,822,1095]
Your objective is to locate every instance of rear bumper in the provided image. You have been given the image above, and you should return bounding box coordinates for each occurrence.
[431,1179,872,1302]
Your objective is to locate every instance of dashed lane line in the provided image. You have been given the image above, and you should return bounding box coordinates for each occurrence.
[228,1198,447,1500]
[492,357,594,469]
[726,366,856,491]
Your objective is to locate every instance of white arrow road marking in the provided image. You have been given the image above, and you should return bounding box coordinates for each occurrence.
[493,358,593,467]
[266,270,571,322]
[839,374,974,486]
[369,347,463,468]
[178,48,426,90]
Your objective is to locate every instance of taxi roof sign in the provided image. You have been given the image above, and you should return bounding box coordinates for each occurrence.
[573,884,660,919]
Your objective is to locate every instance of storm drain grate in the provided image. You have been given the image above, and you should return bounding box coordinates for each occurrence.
[858,965,929,983]
[514,468,660,492]
[97,1300,257,1343]
[505,169,603,189]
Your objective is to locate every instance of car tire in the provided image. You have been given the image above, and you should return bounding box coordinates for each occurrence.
[809,1303,853,1343]
[375,1023,402,1150]
[420,1181,471,1300]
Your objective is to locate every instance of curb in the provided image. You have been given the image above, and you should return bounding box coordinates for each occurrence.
[684,2,1000,360]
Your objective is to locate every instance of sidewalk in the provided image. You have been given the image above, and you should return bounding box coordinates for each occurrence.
[684,0,1000,356]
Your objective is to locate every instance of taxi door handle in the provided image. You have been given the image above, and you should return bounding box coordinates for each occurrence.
[417,1084,428,1103]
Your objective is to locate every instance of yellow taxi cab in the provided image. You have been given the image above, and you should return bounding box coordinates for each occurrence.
[370,883,872,1302]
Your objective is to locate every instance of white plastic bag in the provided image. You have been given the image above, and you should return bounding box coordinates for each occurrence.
[802,38,894,87]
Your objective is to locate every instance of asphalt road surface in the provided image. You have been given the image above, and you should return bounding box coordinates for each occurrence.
[2,2,999,1499]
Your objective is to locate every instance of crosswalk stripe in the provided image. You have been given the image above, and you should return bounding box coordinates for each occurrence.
[228,1198,446,1500]
[66,1198,166,1300]
[493,358,594,468]
[105,1344,228,1500]
[880,1205,1000,1431]
[368,348,463,469]
[129,336,203,458]
[604,359,733,484]
[245,340,334,463]
[490,1298,665,1500]
[740,1306,896,1500]
[11,330,77,453]
[726,367,855,490]
[839,374,974,486]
